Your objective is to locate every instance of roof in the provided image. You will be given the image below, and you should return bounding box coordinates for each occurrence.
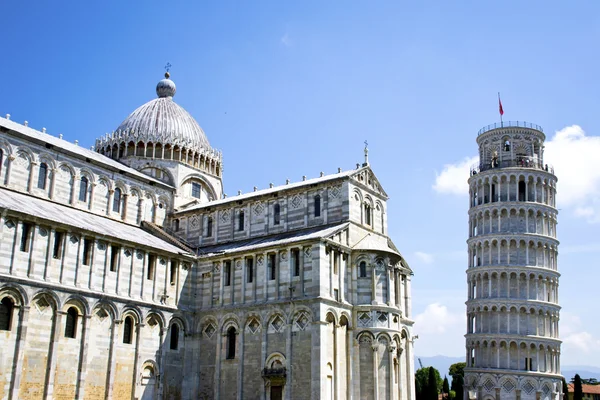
[568,384,600,395]
[0,188,189,255]
[352,232,400,256]
[0,116,172,189]
[198,223,349,256]
[110,75,211,154]
[182,167,368,212]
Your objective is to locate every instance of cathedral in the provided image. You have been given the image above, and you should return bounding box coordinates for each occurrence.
[0,72,416,400]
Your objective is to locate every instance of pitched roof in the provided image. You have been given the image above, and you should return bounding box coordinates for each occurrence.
[0,117,172,189]
[568,384,600,395]
[198,223,349,256]
[180,167,368,212]
[0,188,190,255]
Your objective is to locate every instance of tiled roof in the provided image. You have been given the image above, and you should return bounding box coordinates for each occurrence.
[0,116,173,188]
[198,223,349,256]
[0,188,190,255]
[181,167,366,212]
[568,384,600,395]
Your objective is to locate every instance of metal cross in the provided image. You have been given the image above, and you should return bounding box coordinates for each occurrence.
[364,140,368,148]
[165,62,172,73]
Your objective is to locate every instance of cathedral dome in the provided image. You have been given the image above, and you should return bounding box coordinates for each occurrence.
[113,73,210,152]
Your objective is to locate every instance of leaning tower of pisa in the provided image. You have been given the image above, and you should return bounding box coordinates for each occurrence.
[464,121,562,400]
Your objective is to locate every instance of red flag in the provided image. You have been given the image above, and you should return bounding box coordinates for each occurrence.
[498,94,504,116]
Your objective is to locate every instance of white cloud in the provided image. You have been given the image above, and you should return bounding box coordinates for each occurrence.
[433,125,600,223]
[559,312,600,364]
[432,156,478,195]
[414,251,434,265]
[281,33,292,47]
[545,125,600,222]
[413,302,465,357]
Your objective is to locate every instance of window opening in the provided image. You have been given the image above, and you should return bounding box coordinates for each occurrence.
[123,316,133,344]
[113,188,122,213]
[504,140,511,152]
[147,254,156,280]
[170,324,179,350]
[292,248,300,277]
[174,219,180,231]
[53,231,64,259]
[273,203,280,225]
[170,261,177,285]
[79,176,89,202]
[269,253,276,280]
[359,261,367,278]
[246,258,254,283]
[0,297,14,331]
[518,181,526,201]
[20,222,32,252]
[37,163,48,190]
[65,307,78,338]
[238,210,245,231]
[224,261,231,286]
[206,217,213,237]
[110,245,120,272]
[314,194,321,217]
[334,289,339,301]
[333,252,338,274]
[0,149,3,176]
[226,327,236,359]
[491,184,496,202]
[191,182,201,199]
[82,238,93,266]
[364,204,372,226]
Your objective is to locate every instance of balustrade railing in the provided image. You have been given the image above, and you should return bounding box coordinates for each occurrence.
[478,121,543,136]
[471,157,554,175]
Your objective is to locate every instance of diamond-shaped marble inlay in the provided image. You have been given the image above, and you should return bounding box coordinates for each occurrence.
[377,312,388,323]
[542,385,552,396]
[248,319,260,334]
[502,380,515,392]
[147,316,159,327]
[296,313,309,330]
[270,316,284,332]
[291,195,302,209]
[522,381,535,394]
[358,312,371,326]
[36,296,50,311]
[190,215,199,229]
[203,323,216,339]
[254,202,264,216]
[96,308,109,321]
[330,186,341,199]
[5,220,15,229]
[484,379,495,392]
[220,210,230,223]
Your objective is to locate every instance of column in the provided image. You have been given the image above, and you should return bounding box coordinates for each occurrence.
[9,305,30,400]
[263,252,268,302]
[372,343,379,400]
[388,346,395,400]
[27,161,37,193]
[71,174,79,205]
[122,194,129,221]
[339,253,345,303]
[49,168,57,199]
[329,248,334,298]
[75,314,92,399]
[371,262,377,305]
[238,327,246,400]
[44,310,64,399]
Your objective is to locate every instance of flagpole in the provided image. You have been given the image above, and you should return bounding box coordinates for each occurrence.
[498,92,503,126]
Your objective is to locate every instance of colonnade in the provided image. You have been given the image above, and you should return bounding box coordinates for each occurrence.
[466,306,559,337]
[466,340,560,373]
[470,174,556,208]
[467,271,558,302]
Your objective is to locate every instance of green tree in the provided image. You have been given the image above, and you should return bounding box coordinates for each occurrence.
[574,374,583,400]
[443,376,450,399]
[449,362,466,379]
[428,367,439,400]
[451,374,464,400]
[449,390,456,400]
[416,366,443,400]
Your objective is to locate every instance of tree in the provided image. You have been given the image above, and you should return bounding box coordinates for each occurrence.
[443,376,450,399]
[574,374,583,400]
[428,367,439,400]
[449,362,466,379]
[451,374,464,400]
[416,366,443,400]
[449,390,456,400]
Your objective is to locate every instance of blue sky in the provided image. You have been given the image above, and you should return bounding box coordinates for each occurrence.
[2,1,599,366]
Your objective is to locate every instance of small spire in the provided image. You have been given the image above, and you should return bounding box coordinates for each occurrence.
[363,140,369,166]
[164,62,172,79]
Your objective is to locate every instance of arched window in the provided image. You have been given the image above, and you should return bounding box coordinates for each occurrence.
[207,217,213,237]
[79,176,89,202]
[37,163,48,190]
[65,307,78,338]
[0,149,3,176]
[0,297,14,331]
[113,187,122,213]
[238,210,245,231]
[359,261,367,278]
[364,203,372,226]
[170,324,179,350]
[226,327,236,359]
[123,316,133,344]
[174,219,180,231]
[314,195,321,217]
[273,203,280,225]
[504,140,511,152]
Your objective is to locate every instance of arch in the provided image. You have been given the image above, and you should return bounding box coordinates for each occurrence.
[65,306,79,338]
[265,351,286,368]
[0,297,14,331]
[31,289,60,311]
[63,294,90,315]
[169,323,180,350]
[0,283,28,306]
[226,325,237,359]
